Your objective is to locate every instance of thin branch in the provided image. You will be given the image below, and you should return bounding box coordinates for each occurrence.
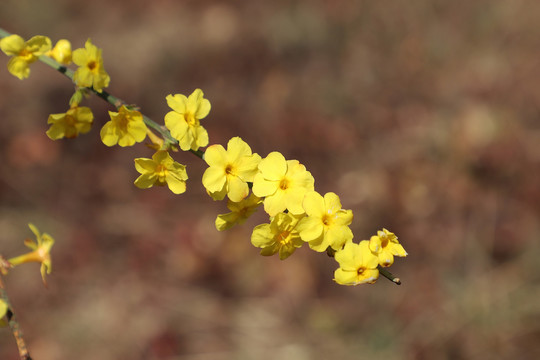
[378,265,402,285]
[0,276,32,360]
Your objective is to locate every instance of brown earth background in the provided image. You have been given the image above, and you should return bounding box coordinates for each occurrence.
[1,1,540,359]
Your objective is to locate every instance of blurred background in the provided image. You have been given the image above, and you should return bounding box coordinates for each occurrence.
[1,0,540,359]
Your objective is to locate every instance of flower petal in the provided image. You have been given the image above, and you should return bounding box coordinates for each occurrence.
[204,144,227,167]
[202,167,227,193]
[296,216,324,242]
[165,173,187,194]
[0,34,25,55]
[302,191,325,217]
[134,173,157,189]
[251,224,273,247]
[166,94,188,113]
[258,152,287,180]
[252,173,278,198]
[134,158,156,174]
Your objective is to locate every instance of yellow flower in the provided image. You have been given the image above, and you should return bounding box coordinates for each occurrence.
[368,228,407,267]
[134,150,188,194]
[46,105,93,140]
[333,241,379,285]
[0,299,7,327]
[0,34,51,79]
[252,152,314,216]
[251,212,305,260]
[164,89,210,151]
[202,137,261,202]
[296,191,354,252]
[101,105,147,147]
[8,224,55,286]
[47,39,72,65]
[215,193,262,231]
[72,39,110,92]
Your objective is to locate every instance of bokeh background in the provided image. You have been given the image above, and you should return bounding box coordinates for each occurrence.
[1,0,540,359]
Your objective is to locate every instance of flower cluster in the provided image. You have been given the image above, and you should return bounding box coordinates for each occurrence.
[0,31,407,286]
[200,138,407,285]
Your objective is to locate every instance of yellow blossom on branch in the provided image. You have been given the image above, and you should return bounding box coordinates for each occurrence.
[47,39,72,65]
[296,191,354,252]
[0,34,51,79]
[101,105,147,147]
[164,89,210,151]
[215,193,262,231]
[72,39,110,92]
[134,150,188,194]
[251,212,305,260]
[333,241,379,286]
[252,152,314,216]
[202,137,261,202]
[368,228,407,267]
[8,224,55,286]
[46,105,93,140]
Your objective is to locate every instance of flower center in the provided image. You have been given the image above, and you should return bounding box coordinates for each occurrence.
[65,114,76,127]
[357,267,365,275]
[279,178,289,190]
[380,235,389,248]
[277,231,291,245]
[88,60,97,71]
[225,164,235,176]
[19,48,33,61]
[184,112,199,127]
[155,164,168,182]
[322,213,333,226]
[117,115,129,131]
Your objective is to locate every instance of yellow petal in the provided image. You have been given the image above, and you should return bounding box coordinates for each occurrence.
[0,34,25,55]
[296,216,324,242]
[251,224,273,247]
[166,94,188,114]
[134,173,157,189]
[7,57,30,79]
[204,144,227,167]
[227,176,249,202]
[25,35,52,55]
[202,166,227,193]
[165,173,187,194]
[302,191,325,217]
[252,173,278,198]
[258,152,287,180]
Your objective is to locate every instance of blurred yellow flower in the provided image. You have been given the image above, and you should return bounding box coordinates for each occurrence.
[164,89,210,151]
[72,39,110,92]
[0,299,7,327]
[251,212,305,260]
[202,137,261,202]
[9,224,55,286]
[333,241,379,286]
[252,152,314,216]
[0,34,51,79]
[101,105,147,147]
[368,228,407,267]
[215,193,262,231]
[46,105,93,140]
[296,191,353,252]
[47,39,72,65]
[134,150,188,194]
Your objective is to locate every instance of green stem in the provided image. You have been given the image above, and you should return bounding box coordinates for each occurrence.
[0,28,10,38]
[377,265,401,285]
